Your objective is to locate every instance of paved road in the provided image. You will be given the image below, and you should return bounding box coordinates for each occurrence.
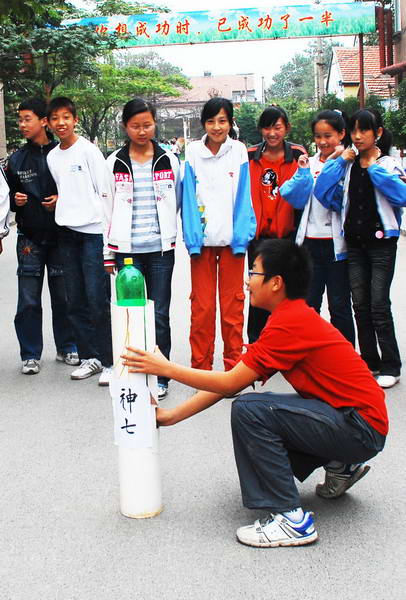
[1,225,405,600]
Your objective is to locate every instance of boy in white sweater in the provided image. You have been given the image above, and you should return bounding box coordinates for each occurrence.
[46,97,113,385]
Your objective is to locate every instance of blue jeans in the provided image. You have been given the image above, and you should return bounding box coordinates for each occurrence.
[14,234,76,361]
[231,392,385,513]
[347,241,401,376]
[303,238,355,345]
[58,228,113,367]
[116,250,175,386]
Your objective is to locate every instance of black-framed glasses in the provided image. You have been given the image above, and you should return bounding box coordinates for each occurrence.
[248,270,266,279]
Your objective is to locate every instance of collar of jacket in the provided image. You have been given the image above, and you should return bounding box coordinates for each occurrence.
[196,134,234,159]
[25,134,56,152]
[250,139,296,164]
[114,139,167,171]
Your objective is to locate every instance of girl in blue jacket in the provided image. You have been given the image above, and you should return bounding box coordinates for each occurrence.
[280,110,355,344]
[314,108,406,389]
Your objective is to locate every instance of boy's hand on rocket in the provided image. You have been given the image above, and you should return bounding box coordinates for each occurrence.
[122,345,170,377]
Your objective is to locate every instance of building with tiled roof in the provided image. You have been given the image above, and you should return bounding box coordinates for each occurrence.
[156,72,256,141]
[326,46,395,107]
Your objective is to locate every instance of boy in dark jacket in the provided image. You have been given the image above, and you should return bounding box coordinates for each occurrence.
[7,98,77,375]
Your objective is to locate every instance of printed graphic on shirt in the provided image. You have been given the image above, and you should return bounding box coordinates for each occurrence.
[17,169,38,184]
[262,168,278,199]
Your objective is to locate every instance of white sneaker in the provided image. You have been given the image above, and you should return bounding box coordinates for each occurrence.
[56,351,80,366]
[158,383,168,400]
[98,367,112,387]
[22,359,40,375]
[236,511,318,548]
[71,358,102,380]
[376,375,400,389]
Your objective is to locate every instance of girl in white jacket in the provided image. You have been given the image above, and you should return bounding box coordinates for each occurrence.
[106,98,181,400]
[182,98,256,371]
[280,109,355,345]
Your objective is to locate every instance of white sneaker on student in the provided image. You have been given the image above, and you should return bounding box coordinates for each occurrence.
[56,351,80,366]
[236,511,318,548]
[376,375,400,389]
[71,358,102,380]
[21,359,40,375]
[98,367,112,387]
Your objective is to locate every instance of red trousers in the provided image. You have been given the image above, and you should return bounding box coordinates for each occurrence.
[190,246,245,370]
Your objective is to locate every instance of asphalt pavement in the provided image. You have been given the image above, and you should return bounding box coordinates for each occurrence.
[1,224,405,600]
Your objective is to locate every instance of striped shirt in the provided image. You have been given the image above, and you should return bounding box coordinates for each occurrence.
[130,159,161,253]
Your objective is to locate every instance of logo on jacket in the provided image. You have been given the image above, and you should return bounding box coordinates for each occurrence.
[70,164,83,173]
[154,170,174,181]
[115,172,132,182]
[262,168,278,199]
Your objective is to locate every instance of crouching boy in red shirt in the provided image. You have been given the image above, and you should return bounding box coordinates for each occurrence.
[122,239,387,548]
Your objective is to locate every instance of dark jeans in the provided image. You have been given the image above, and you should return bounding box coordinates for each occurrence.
[116,250,175,386]
[347,241,401,376]
[231,392,385,513]
[303,238,355,345]
[14,235,76,361]
[58,228,113,367]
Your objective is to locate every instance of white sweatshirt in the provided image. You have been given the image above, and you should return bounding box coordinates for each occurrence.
[47,136,112,234]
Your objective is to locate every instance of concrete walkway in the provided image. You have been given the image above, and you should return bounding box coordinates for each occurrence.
[0,226,405,600]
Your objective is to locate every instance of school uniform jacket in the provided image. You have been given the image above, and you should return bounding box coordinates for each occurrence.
[248,139,306,239]
[280,153,347,260]
[182,135,256,256]
[314,155,406,239]
[105,140,181,266]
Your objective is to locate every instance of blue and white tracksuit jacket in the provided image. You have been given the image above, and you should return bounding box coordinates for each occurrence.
[280,153,347,260]
[314,154,406,239]
[182,135,256,256]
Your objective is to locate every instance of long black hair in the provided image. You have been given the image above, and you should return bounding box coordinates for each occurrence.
[349,108,392,156]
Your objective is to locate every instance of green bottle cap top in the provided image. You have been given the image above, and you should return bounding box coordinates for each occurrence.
[124,257,133,265]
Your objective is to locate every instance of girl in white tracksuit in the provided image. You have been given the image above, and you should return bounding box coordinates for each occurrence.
[280,109,355,345]
[314,108,406,389]
[182,97,256,371]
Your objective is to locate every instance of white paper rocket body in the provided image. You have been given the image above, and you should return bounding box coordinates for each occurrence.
[110,300,163,519]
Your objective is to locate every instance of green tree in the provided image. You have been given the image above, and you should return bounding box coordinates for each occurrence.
[92,0,169,15]
[384,80,406,152]
[58,62,190,146]
[0,0,169,148]
[319,92,386,118]
[234,103,263,145]
[267,40,337,104]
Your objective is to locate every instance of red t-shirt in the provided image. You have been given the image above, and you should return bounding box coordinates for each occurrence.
[241,298,388,436]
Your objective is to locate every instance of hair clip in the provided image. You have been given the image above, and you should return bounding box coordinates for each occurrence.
[333,109,342,115]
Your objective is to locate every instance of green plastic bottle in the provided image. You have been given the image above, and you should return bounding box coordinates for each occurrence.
[116,258,146,306]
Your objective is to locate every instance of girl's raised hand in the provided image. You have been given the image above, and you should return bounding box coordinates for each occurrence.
[326,144,345,161]
[341,147,357,162]
[297,154,310,169]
